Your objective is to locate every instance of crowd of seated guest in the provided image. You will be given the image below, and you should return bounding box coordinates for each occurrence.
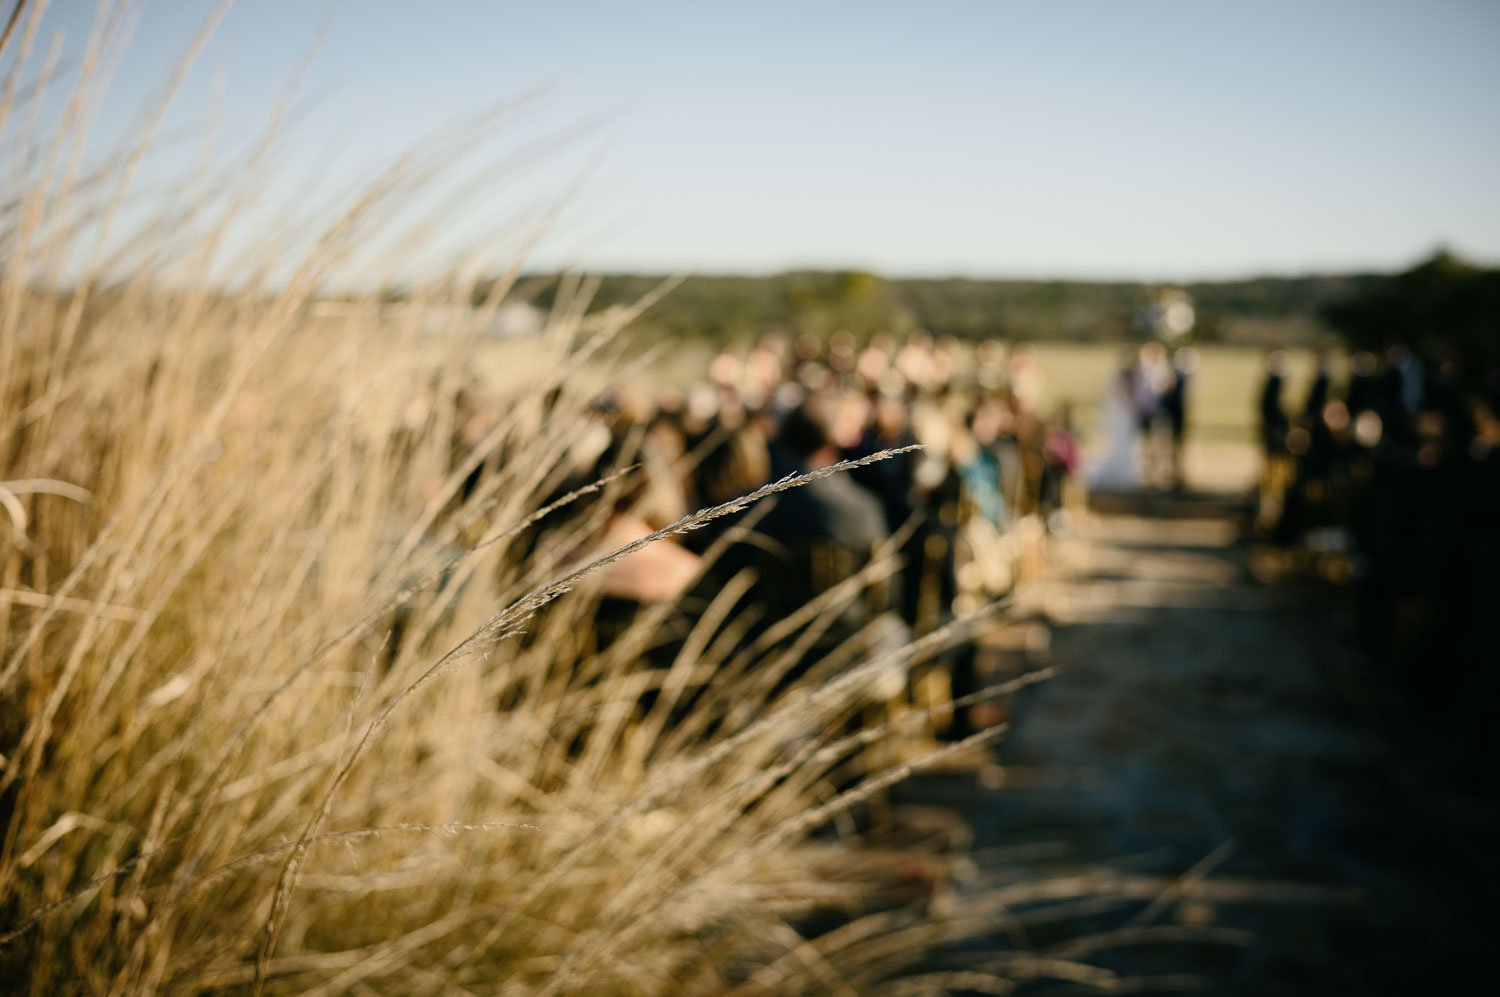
[534,331,1078,741]
[1259,346,1500,773]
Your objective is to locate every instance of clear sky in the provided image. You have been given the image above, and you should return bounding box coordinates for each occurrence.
[29,0,1500,280]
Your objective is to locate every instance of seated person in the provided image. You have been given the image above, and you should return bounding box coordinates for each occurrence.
[729,396,902,690]
[683,409,772,557]
[588,438,702,652]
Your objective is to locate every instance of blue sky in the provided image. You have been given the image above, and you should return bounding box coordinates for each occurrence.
[30,0,1500,280]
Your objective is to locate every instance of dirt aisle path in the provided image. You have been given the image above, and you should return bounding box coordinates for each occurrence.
[960,502,1495,995]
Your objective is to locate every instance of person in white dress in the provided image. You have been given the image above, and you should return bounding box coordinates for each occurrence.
[1087,367,1142,492]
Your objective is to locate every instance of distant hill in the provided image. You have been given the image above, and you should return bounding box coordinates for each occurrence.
[497,269,1384,347]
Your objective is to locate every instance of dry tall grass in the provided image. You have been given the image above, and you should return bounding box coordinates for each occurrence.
[0,3,1061,993]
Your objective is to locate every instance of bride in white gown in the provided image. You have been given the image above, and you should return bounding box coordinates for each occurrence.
[1087,368,1141,491]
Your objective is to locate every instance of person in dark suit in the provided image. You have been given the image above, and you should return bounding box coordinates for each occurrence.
[1259,350,1290,455]
[1345,351,1378,416]
[847,392,917,535]
[757,396,891,589]
[1381,344,1424,443]
[1304,349,1332,424]
[1162,347,1196,491]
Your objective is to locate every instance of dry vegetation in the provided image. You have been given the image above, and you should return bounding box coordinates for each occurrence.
[0,3,1075,993]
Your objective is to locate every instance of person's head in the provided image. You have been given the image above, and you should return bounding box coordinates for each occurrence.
[684,382,719,435]
[755,332,786,357]
[1174,346,1200,376]
[794,332,822,364]
[978,338,1007,363]
[695,422,770,505]
[830,329,858,363]
[1322,399,1351,435]
[834,392,871,447]
[1473,400,1500,449]
[708,345,742,387]
[931,338,959,386]
[968,399,1007,445]
[775,395,841,469]
[646,408,687,463]
[872,393,908,439]
[591,431,687,531]
[797,361,833,393]
[856,340,891,385]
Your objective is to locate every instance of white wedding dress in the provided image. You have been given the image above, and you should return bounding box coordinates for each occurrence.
[1087,373,1141,492]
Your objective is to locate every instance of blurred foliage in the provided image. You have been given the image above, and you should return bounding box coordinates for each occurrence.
[1321,250,1500,378]
[494,268,1375,346]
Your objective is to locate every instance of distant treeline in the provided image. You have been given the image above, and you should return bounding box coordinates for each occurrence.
[1321,250,1500,379]
[497,268,1382,346]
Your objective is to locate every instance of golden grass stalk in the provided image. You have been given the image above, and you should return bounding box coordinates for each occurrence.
[0,4,1113,994]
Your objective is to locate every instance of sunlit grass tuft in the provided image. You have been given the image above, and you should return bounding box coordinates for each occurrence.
[0,4,1057,993]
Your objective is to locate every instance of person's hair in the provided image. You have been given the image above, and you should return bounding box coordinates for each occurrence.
[695,422,771,505]
[593,432,685,528]
[776,395,838,460]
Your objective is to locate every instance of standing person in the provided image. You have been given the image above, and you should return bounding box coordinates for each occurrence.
[1162,347,1197,491]
[1041,403,1082,533]
[1256,350,1294,538]
[1008,343,1047,416]
[1136,342,1174,487]
[1304,349,1332,425]
[1382,344,1424,443]
[1346,351,1379,417]
[1087,363,1143,493]
[848,392,918,535]
[1259,350,1290,456]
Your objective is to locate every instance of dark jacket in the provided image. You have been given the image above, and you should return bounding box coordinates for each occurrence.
[720,468,896,675]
